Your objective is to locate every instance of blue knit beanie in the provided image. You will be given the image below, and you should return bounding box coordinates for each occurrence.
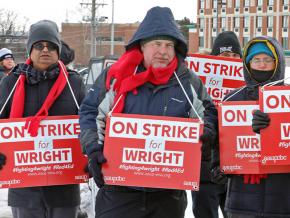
[246,42,274,64]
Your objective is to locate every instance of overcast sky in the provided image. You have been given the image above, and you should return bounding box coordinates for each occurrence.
[4,0,197,28]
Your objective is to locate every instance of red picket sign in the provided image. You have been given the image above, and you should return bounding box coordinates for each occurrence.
[260,86,290,165]
[219,101,290,174]
[102,113,203,191]
[186,54,244,105]
[0,115,88,189]
[218,101,261,174]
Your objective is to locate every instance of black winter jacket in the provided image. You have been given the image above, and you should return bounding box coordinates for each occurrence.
[0,64,85,208]
[224,36,290,217]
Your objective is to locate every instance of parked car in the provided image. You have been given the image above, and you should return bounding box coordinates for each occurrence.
[81,55,118,90]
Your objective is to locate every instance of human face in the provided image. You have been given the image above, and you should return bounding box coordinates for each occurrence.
[218,52,241,59]
[30,41,59,71]
[141,39,175,69]
[249,53,276,71]
[2,58,15,70]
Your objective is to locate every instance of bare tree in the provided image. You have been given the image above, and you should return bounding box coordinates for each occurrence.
[0,9,28,37]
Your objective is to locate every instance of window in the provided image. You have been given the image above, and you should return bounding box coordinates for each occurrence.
[257,0,263,6]
[212,37,216,46]
[221,0,227,7]
[243,37,249,46]
[283,16,288,27]
[228,0,232,7]
[199,37,204,47]
[282,37,288,49]
[235,0,240,7]
[199,18,205,28]
[283,0,289,5]
[257,16,263,28]
[268,16,273,27]
[268,0,274,5]
[213,17,217,28]
[244,16,250,28]
[200,0,205,9]
[244,0,250,6]
[213,0,217,8]
[221,17,226,28]
[234,17,240,27]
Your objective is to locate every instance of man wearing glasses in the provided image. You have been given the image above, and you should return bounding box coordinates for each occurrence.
[0,20,85,218]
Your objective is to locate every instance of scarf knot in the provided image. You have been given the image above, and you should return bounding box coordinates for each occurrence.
[10,59,68,137]
[106,48,178,113]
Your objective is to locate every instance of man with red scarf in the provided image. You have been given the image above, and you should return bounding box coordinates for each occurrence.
[0,20,85,218]
[79,6,218,218]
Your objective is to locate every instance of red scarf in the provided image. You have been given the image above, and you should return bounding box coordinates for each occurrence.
[243,174,267,184]
[10,59,68,137]
[106,48,178,113]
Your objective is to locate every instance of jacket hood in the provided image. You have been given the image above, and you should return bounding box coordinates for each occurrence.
[243,36,285,87]
[125,6,188,58]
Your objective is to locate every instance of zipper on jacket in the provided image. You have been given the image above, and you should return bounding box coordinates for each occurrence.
[163,91,168,116]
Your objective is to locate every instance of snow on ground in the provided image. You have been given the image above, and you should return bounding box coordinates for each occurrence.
[0,184,224,218]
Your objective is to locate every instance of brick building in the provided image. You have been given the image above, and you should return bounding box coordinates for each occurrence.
[61,22,139,67]
[189,0,290,54]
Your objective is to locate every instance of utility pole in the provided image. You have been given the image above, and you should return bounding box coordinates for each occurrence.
[91,0,96,58]
[216,0,219,35]
[81,0,107,58]
[110,0,115,55]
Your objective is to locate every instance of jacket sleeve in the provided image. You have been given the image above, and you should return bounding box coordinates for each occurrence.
[0,75,16,119]
[78,69,109,155]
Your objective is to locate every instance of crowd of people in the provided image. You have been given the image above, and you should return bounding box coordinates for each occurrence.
[0,5,289,218]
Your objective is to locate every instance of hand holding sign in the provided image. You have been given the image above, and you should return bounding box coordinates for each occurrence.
[252,110,270,134]
[200,124,217,158]
[88,150,107,188]
[0,152,6,170]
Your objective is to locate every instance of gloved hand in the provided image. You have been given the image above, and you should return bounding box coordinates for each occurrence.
[88,150,107,188]
[252,110,270,133]
[0,152,6,170]
[211,165,228,184]
[200,124,217,159]
[84,164,92,178]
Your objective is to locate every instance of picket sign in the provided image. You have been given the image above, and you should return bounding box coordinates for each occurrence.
[102,113,203,191]
[186,54,245,105]
[260,86,290,165]
[0,115,88,189]
[218,101,290,174]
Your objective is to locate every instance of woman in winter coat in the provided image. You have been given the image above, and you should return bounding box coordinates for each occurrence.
[224,36,290,218]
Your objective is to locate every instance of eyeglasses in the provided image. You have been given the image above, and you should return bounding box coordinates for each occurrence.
[32,42,58,52]
[250,58,275,65]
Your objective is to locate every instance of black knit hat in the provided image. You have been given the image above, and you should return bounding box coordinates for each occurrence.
[27,20,61,55]
[211,31,242,57]
[60,41,75,65]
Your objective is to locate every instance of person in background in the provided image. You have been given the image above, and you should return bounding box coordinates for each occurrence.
[79,6,218,218]
[0,48,16,80]
[192,31,242,218]
[223,36,290,218]
[0,20,85,218]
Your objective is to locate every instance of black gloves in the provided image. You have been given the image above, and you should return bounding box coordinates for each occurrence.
[88,150,107,188]
[252,110,270,133]
[0,152,6,170]
[200,124,217,160]
[211,165,228,185]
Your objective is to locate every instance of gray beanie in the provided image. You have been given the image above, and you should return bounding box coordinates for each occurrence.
[27,20,61,55]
